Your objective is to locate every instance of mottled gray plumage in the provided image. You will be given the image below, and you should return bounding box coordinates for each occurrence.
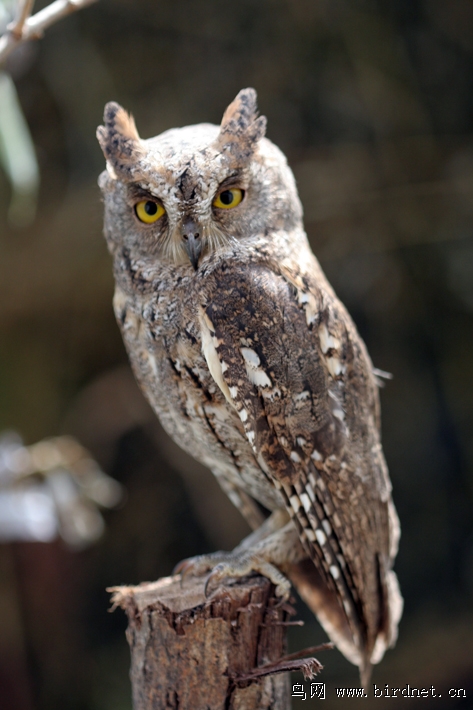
[97,89,402,685]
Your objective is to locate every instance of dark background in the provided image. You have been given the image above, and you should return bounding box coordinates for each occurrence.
[0,1,472,708]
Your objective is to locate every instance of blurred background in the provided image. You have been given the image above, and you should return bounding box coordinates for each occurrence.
[0,0,472,708]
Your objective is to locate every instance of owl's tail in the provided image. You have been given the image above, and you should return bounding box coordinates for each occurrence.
[286,558,402,689]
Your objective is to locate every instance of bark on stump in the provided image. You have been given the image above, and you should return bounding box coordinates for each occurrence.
[109,574,293,710]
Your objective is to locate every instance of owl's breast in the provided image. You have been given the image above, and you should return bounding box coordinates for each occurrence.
[113,282,281,512]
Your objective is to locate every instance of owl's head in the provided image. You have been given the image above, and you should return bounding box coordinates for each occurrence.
[97,88,302,271]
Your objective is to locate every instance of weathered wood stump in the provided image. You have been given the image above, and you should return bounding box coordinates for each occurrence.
[110,574,300,710]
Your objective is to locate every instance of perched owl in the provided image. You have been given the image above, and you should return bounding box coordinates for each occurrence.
[97,88,402,686]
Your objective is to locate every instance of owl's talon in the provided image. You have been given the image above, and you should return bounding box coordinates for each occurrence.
[173,558,202,581]
[204,569,221,598]
[173,551,230,583]
[274,581,291,601]
[172,559,189,576]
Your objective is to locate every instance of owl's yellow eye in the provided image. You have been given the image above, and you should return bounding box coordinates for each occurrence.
[213,188,244,210]
[135,200,165,224]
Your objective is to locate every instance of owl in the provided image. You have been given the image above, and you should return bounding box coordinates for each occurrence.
[97,88,402,686]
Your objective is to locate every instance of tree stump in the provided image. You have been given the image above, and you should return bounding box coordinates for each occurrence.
[109,574,297,710]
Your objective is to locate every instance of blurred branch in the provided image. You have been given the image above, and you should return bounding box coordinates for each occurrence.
[0,0,98,64]
[10,0,35,40]
[0,431,123,547]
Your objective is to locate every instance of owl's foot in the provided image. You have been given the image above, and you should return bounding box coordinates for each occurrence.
[174,514,301,601]
[174,549,291,600]
[205,552,291,600]
[174,512,303,600]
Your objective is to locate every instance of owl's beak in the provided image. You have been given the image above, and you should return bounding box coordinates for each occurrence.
[182,219,202,270]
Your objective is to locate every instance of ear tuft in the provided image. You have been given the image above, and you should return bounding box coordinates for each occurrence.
[216,88,267,162]
[97,102,143,179]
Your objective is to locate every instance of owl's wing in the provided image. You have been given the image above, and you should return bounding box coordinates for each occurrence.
[199,260,401,673]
